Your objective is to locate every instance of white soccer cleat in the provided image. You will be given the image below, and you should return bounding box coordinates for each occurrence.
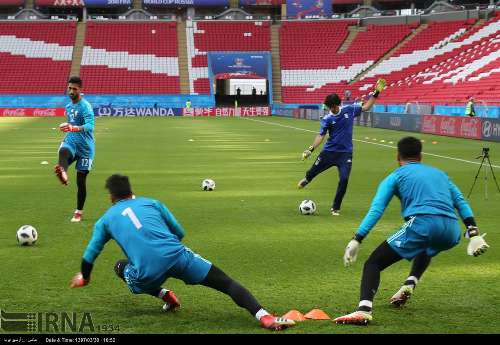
[331,209,341,216]
[71,211,82,222]
[260,315,295,331]
[390,285,414,307]
[334,311,372,325]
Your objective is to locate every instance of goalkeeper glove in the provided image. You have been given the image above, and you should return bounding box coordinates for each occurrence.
[59,122,81,133]
[343,239,360,267]
[302,146,314,161]
[372,78,387,98]
[465,226,489,256]
[70,272,90,288]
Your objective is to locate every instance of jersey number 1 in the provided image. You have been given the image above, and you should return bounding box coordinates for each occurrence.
[122,207,143,230]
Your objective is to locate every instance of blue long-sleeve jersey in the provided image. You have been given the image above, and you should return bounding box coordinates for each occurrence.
[357,162,473,238]
[64,98,94,155]
[320,104,362,153]
[83,197,186,282]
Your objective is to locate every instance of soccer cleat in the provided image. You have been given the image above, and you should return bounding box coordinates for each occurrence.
[260,315,295,331]
[331,209,341,216]
[71,211,82,223]
[390,285,413,307]
[54,165,68,186]
[297,178,309,189]
[161,290,181,312]
[334,311,372,325]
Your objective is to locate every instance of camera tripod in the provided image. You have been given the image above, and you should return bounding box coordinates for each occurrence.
[467,148,500,199]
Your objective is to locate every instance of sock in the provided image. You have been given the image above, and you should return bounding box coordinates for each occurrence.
[404,276,418,288]
[157,288,170,300]
[255,308,270,321]
[357,300,373,313]
[75,210,83,214]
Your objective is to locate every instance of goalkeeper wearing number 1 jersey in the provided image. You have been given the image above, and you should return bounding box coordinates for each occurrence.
[69,174,295,331]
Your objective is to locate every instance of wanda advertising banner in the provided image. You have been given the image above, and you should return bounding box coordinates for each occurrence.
[142,0,228,7]
[35,0,131,6]
[421,115,481,139]
[286,0,333,19]
[0,108,65,117]
[183,107,270,117]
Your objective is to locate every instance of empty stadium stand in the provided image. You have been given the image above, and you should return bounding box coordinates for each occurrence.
[359,15,500,104]
[280,21,414,103]
[0,22,76,94]
[186,21,271,94]
[80,22,180,94]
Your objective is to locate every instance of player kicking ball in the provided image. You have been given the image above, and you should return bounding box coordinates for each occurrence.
[334,137,489,325]
[70,174,295,331]
[55,76,95,222]
[298,79,386,216]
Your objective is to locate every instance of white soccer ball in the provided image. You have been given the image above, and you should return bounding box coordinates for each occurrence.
[202,179,216,191]
[299,200,316,215]
[16,225,38,246]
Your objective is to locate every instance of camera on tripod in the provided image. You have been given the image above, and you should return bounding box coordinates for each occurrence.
[469,147,499,199]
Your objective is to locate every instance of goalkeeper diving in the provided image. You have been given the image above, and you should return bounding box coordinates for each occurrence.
[334,136,489,325]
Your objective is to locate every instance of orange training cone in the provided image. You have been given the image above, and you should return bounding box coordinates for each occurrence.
[282,310,307,322]
[304,309,331,320]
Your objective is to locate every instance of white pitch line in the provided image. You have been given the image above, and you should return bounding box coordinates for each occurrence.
[244,118,500,169]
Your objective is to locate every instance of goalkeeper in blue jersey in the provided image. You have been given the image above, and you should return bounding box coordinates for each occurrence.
[298,79,386,216]
[334,137,490,325]
[69,175,295,331]
[54,76,95,223]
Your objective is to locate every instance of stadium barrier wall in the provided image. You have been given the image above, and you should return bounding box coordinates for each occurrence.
[421,114,482,139]
[94,106,271,117]
[0,108,65,117]
[372,113,422,133]
[481,118,500,142]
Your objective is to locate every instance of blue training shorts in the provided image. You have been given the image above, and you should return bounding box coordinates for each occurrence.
[59,141,94,172]
[124,248,212,295]
[387,215,461,260]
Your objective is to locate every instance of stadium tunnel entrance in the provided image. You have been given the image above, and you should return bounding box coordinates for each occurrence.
[208,52,272,107]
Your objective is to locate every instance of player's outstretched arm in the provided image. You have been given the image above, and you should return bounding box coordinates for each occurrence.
[343,174,396,267]
[362,79,386,112]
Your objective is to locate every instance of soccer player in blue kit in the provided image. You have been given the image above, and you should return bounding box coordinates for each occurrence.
[54,76,95,222]
[70,175,295,331]
[299,79,386,216]
[334,137,490,325]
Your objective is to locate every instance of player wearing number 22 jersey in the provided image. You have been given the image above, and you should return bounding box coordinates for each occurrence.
[54,76,95,223]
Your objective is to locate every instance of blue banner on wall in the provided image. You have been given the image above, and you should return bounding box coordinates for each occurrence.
[239,0,282,6]
[85,0,132,6]
[208,52,270,80]
[142,0,228,6]
[286,0,332,19]
[372,113,422,133]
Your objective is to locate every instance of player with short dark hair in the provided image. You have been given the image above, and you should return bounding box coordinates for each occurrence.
[298,79,386,216]
[334,136,489,325]
[54,76,95,222]
[70,174,295,331]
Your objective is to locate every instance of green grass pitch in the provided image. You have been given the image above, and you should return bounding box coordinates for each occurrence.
[1,116,499,334]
